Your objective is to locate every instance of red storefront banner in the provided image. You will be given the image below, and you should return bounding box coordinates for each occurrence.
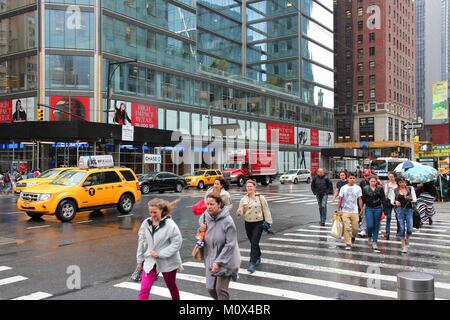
[0,100,12,123]
[131,104,158,128]
[310,128,319,147]
[50,97,90,121]
[311,151,320,174]
[266,123,294,145]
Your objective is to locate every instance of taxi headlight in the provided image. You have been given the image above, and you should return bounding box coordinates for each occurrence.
[39,194,52,201]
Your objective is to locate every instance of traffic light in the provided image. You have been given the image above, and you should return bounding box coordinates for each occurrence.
[37,107,44,121]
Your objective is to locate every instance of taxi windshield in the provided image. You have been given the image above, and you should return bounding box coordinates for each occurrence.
[192,171,206,176]
[38,169,60,179]
[50,171,87,186]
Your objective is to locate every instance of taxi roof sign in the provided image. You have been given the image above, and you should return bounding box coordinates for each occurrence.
[79,155,114,169]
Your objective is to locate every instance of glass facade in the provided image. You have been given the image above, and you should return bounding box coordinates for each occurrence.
[0,0,334,165]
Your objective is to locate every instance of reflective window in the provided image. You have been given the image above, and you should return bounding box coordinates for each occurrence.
[302,61,334,88]
[0,0,36,13]
[302,0,333,30]
[302,39,333,69]
[0,11,37,55]
[45,10,94,49]
[302,17,333,50]
[46,55,93,89]
[0,55,37,94]
[47,0,94,4]
[166,109,178,130]
[302,83,333,109]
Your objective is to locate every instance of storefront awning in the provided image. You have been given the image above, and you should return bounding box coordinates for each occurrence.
[0,121,177,146]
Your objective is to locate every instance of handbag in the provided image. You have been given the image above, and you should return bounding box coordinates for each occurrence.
[330,212,344,239]
[192,245,204,261]
[257,195,274,234]
[131,266,142,282]
[192,199,207,216]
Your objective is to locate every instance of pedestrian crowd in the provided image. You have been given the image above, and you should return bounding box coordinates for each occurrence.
[312,167,437,254]
[134,178,273,301]
[0,168,40,194]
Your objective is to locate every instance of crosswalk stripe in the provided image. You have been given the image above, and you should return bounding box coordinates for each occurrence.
[175,273,332,300]
[292,229,450,245]
[258,242,450,267]
[0,276,28,286]
[239,255,450,291]
[302,226,450,239]
[114,282,212,300]
[239,248,450,277]
[182,262,397,299]
[12,292,53,300]
[0,266,12,272]
[324,222,447,231]
[286,232,450,249]
[269,237,450,259]
[312,224,449,233]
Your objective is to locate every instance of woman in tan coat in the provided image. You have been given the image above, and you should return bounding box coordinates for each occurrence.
[237,180,273,274]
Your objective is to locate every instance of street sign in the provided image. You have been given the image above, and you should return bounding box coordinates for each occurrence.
[403,123,423,130]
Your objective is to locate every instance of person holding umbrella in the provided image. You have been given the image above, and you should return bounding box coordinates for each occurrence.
[394,178,417,254]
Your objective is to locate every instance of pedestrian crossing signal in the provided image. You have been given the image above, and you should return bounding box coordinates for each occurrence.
[37,107,44,121]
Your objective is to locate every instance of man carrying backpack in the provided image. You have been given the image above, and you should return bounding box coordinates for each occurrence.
[311,168,333,226]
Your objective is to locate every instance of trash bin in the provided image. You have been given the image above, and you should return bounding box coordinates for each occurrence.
[397,272,434,300]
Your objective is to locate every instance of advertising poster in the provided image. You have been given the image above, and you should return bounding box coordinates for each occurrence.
[131,103,158,128]
[266,123,294,145]
[310,128,319,146]
[0,100,12,123]
[319,130,334,147]
[108,100,132,126]
[432,81,449,120]
[50,97,90,121]
[310,151,320,174]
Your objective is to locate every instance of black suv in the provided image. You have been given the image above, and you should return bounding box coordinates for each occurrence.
[138,172,186,194]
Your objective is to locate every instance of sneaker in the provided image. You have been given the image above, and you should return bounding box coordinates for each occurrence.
[255,257,261,267]
[372,243,380,252]
[345,245,352,251]
[402,246,408,254]
[320,222,326,227]
[358,230,367,238]
[247,263,256,274]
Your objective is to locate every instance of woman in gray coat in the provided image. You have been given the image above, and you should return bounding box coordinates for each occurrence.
[136,198,182,300]
[198,194,241,300]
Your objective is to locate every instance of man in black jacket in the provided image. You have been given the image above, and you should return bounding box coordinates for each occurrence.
[311,168,333,226]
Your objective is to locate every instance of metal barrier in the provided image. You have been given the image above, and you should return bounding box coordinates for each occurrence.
[397,272,435,300]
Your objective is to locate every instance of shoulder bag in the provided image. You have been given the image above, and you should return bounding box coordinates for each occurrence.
[257,195,274,235]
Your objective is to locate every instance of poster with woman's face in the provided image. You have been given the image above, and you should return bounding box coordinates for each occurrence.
[12,98,35,122]
[50,97,89,121]
[108,100,132,126]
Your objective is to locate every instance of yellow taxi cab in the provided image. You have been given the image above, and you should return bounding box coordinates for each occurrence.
[17,156,141,222]
[13,167,76,195]
[185,169,224,190]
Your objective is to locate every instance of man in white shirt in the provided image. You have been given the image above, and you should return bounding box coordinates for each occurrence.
[338,175,364,251]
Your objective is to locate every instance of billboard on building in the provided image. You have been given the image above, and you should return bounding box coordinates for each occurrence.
[0,100,12,123]
[266,123,294,144]
[109,100,158,128]
[0,98,36,123]
[432,81,449,120]
[50,97,90,121]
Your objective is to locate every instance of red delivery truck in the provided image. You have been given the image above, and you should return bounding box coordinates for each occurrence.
[222,149,277,187]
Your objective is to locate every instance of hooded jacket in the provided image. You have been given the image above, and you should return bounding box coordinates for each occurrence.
[136,216,183,274]
[198,207,241,290]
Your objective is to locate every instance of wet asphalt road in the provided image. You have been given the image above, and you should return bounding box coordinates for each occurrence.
[1,182,450,300]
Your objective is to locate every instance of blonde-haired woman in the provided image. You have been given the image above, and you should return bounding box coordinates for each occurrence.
[237,180,273,274]
[136,198,182,300]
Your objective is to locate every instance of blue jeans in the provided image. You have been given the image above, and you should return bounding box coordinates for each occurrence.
[397,207,413,240]
[316,194,328,224]
[365,207,383,243]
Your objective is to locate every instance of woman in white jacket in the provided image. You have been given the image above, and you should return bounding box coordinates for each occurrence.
[136,198,182,300]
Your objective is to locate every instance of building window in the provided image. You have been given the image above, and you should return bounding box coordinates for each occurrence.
[369,33,376,42]
[358,103,364,112]
[357,76,364,86]
[358,90,364,99]
[370,89,376,98]
[370,102,376,112]
[369,75,376,85]
[357,34,363,44]
[369,47,376,56]
[369,61,375,69]
[360,117,375,142]
[388,117,393,140]
[357,63,364,71]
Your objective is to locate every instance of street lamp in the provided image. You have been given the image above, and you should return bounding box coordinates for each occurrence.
[105,58,138,124]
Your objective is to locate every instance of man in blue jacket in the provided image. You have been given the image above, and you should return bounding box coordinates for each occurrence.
[311,168,333,226]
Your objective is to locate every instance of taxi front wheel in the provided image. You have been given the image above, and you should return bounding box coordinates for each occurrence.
[118,194,134,214]
[56,200,77,222]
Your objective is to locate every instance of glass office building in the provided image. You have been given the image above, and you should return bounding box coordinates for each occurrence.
[0,0,334,174]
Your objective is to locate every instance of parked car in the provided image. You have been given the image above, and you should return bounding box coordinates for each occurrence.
[280,169,312,184]
[139,172,186,194]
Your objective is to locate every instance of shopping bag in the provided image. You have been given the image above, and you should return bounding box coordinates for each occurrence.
[192,245,204,261]
[380,212,386,221]
[192,199,207,216]
[330,212,344,239]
